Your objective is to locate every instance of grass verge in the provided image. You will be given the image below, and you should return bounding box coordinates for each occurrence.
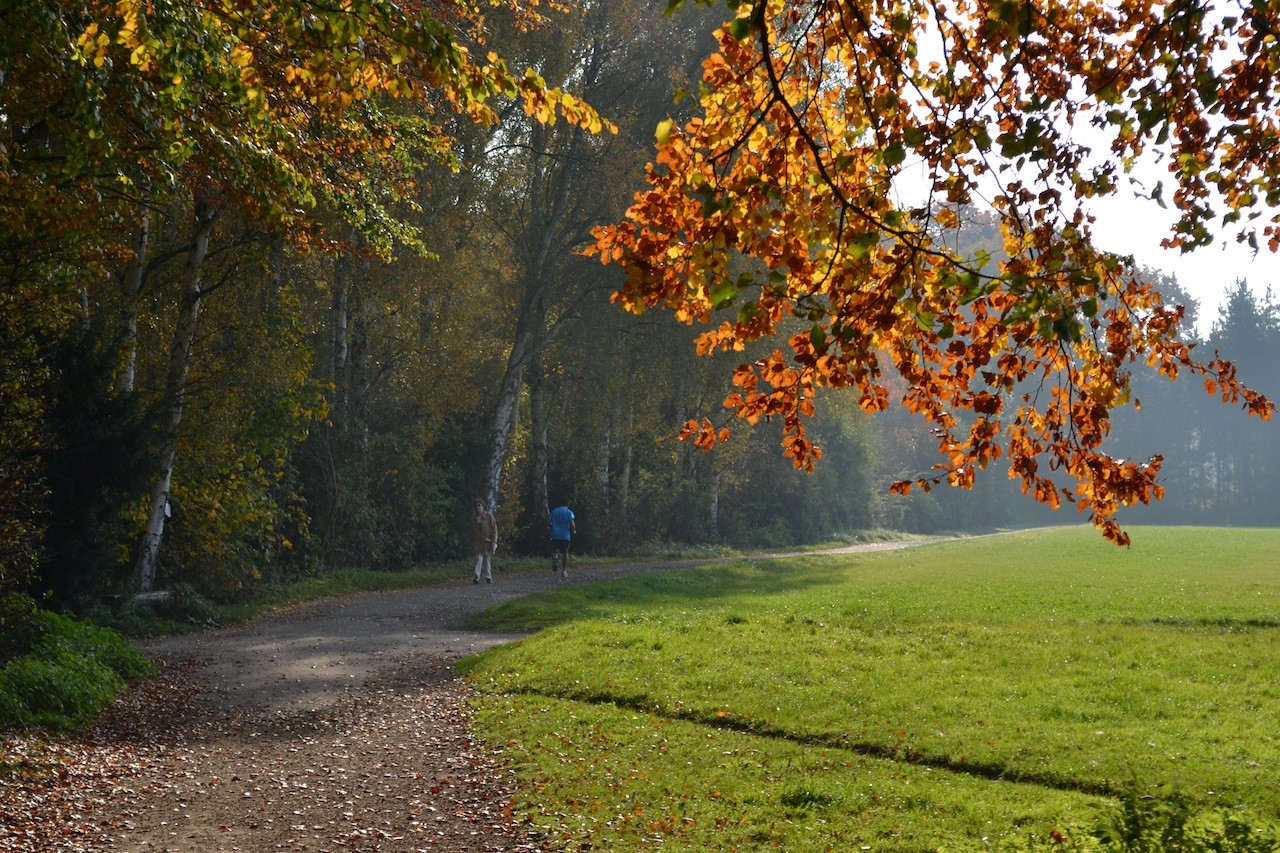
[463,526,1280,850]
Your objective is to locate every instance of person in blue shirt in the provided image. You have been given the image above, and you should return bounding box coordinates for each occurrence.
[546,499,576,578]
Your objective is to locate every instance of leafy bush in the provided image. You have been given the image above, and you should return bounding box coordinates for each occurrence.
[1089,786,1280,853]
[145,583,216,626]
[0,607,153,729]
[0,593,36,664]
[302,426,458,572]
[85,583,219,638]
[628,539,735,560]
[1021,786,1280,852]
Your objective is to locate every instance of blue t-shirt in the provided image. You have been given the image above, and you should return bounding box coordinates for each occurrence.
[549,505,575,540]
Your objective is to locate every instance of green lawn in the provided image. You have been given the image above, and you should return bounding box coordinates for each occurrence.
[462,527,1280,850]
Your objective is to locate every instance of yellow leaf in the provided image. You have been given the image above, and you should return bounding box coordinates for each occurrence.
[655,118,674,146]
[230,43,254,68]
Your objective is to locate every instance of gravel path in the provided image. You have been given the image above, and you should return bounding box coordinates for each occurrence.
[4,541,936,853]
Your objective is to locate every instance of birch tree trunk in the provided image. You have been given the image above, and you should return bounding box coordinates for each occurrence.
[116,212,149,393]
[135,193,218,592]
[482,153,579,512]
[529,349,550,522]
[597,424,611,524]
[484,333,528,513]
[346,258,373,425]
[617,393,634,541]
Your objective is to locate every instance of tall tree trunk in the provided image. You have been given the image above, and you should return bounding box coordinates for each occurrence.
[330,256,349,417]
[331,252,373,431]
[708,470,720,541]
[529,349,550,522]
[597,423,611,523]
[617,392,634,541]
[116,212,149,392]
[482,265,556,513]
[346,258,373,424]
[482,125,581,514]
[484,341,527,513]
[135,192,218,591]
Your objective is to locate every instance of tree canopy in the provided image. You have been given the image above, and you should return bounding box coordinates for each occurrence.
[5,0,1280,612]
[591,0,1277,543]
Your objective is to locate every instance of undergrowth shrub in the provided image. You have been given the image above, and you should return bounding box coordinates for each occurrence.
[85,582,219,637]
[1019,785,1280,852]
[0,607,153,729]
[1089,785,1280,853]
[142,583,216,626]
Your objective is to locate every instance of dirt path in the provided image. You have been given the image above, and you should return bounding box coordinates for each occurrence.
[3,542,935,853]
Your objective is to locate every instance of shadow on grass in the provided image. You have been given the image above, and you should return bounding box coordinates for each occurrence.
[467,555,850,633]
[501,683,1118,800]
[1130,616,1280,632]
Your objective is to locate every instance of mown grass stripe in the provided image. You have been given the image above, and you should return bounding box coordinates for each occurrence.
[493,685,1118,799]
[467,527,1280,849]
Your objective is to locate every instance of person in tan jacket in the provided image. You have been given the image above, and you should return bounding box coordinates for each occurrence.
[469,498,497,584]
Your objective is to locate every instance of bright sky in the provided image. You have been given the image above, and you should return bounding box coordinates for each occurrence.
[1091,194,1278,338]
[886,11,1280,340]
[897,155,1274,339]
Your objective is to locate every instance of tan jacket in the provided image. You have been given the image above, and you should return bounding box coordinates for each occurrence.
[469,510,497,555]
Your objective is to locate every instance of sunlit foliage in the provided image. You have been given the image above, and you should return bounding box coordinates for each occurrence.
[592,0,1278,543]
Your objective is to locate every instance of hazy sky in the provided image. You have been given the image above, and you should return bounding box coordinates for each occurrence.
[1092,194,1277,338]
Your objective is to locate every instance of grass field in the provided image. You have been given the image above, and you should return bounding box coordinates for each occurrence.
[461,526,1280,851]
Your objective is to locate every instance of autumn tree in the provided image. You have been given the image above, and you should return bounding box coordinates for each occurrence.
[592,0,1276,543]
[3,0,612,597]
[471,0,717,520]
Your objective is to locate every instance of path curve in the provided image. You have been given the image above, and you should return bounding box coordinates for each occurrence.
[47,540,940,852]
[144,540,932,715]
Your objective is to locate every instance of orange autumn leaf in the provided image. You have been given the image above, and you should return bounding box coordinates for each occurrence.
[587,0,1276,544]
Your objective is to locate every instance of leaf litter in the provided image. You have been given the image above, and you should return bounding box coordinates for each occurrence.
[1,547,931,852]
[1,653,543,852]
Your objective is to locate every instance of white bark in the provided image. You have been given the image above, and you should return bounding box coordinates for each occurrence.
[529,351,550,522]
[484,354,525,513]
[482,118,582,515]
[331,259,349,390]
[617,380,635,537]
[135,194,217,592]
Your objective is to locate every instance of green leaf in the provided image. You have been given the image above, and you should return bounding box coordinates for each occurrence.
[728,16,752,40]
[1051,316,1082,343]
[1017,2,1036,37]
[972,124,993,152]
[1150,181,1166,208]
[809,325,827,350]
[849,231,878,259]
[710,279,737,308]
[882,142,907,167]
